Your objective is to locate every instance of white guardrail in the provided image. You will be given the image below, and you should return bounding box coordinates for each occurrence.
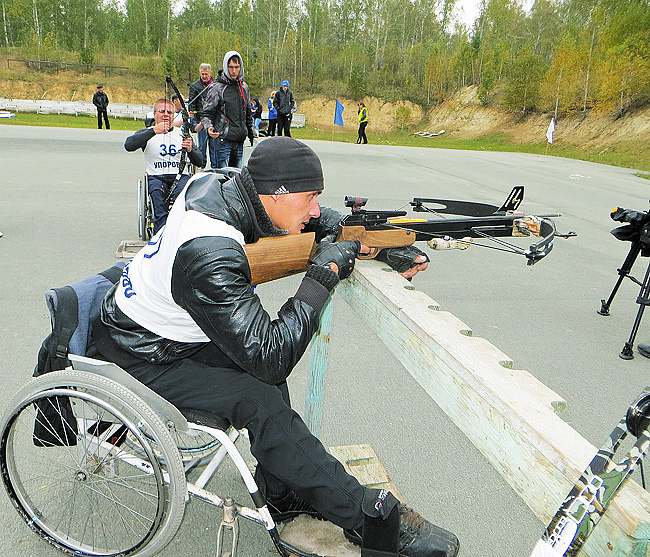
[0,98,306,127]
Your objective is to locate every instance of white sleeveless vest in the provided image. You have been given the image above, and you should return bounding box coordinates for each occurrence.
[143,126,191,176]
[115,178,245,342]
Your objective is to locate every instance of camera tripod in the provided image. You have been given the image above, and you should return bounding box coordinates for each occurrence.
[598,240,650,359]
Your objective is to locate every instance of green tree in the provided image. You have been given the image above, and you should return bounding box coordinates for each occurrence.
[504,49,546,113]
[395,105,411,128]
[348,64,366,98]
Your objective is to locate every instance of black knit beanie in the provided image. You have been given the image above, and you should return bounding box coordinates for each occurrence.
[246,137,324,195]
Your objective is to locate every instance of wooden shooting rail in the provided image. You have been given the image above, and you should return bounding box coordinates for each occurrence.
[303,260,650,556]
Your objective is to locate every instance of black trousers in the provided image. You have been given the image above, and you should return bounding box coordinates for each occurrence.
[277,113,292,137]
[97,108,110,129]
[123,353,366,530]
[357,122,368,144]
[267,118,277,136]
[147,174,189,234]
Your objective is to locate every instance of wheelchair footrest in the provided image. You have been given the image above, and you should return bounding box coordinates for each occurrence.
[116,240,146,259]
[281,444,401,557]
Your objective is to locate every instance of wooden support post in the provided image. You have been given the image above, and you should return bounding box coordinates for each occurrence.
[304,295,333,437]
[335,260,650,556]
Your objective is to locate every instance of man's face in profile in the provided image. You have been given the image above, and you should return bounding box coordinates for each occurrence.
[263,191,322,235]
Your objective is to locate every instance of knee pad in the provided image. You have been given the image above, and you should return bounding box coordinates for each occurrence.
[361,489,400,557]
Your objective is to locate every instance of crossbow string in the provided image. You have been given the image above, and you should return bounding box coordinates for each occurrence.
[406,201,564,264]
[164,75,191,205]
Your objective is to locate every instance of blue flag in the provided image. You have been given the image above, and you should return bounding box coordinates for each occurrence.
[334,99,344,127]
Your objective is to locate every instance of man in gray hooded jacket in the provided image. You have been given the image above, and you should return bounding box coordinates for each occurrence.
[200,50,255,169]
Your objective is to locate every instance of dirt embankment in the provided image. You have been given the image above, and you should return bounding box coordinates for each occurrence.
[2,75,650,148]
[0,74,160,105]
[412,86,650,149]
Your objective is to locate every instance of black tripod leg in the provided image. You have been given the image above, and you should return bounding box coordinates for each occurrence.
[620,260,650,359]
[599,241,642,316]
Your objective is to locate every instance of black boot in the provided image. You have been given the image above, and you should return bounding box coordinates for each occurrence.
[344,504,459,557]
[253,466,324,524]
[638,344,650,358]
[266,490,325,524]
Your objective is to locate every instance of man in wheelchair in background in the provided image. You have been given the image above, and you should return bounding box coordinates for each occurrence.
[93,136,457,557]
[126,97,205,234]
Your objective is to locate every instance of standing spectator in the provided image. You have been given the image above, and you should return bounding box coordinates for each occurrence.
[267,91,277,136]
[251,97,263,131]
[273,80,296,137]
[92,84,110,130]
[357,102,368,144]
[188,63,215,169]
[200,51,255,169]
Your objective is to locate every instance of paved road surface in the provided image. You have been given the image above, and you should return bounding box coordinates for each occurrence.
[0,125,648,556]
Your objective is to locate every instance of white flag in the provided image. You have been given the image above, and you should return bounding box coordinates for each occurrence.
[546,117,555,144]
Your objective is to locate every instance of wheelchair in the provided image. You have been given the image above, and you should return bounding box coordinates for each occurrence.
[0,353,320,557]
[137,168,242,242]
[137,174,154,241]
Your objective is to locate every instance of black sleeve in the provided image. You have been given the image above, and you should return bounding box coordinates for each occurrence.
[245,87,253,133]
[171,237,326,384]
[124,128,156,152]
[187,82,199,113]
[200,86,219,132]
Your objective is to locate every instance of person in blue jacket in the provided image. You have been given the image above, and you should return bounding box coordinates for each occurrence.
[273,80,296,137]
[267,91,277,136]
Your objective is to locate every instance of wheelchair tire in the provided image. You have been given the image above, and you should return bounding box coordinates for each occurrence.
[0,370,186,556]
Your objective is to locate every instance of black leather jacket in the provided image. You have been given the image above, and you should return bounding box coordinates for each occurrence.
[99,170,343,384]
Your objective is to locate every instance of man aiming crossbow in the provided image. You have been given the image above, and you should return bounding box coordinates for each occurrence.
[94,137,458,557]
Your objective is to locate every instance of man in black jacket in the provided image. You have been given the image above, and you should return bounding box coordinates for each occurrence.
[94,137,456,557]
[188,63,214,169]
[92,84,110,130]
[200,51,256,169]
[273,79,295,137]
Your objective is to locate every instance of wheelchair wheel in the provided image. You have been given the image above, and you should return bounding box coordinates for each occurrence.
[138,176,153,241]
[1,370,186,556]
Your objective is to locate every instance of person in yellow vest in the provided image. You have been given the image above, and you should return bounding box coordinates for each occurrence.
[357,102,368,144]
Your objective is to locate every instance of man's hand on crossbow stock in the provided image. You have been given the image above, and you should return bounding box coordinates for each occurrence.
[317,234,429,280]
[370,245,430,279]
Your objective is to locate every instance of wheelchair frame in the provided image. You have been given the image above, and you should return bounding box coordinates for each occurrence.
[0,354,320,557]
[137,168,241,243]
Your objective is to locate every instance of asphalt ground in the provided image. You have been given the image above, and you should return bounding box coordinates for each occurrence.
[0,125,649,556]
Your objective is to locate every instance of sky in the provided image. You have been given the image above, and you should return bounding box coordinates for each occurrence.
[455,0,481,27]
[454,0,535,29]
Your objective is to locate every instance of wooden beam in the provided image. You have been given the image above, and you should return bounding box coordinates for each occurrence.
[335,260,650,556]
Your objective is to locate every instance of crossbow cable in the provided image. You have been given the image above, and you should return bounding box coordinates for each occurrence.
[389,212,565,265]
